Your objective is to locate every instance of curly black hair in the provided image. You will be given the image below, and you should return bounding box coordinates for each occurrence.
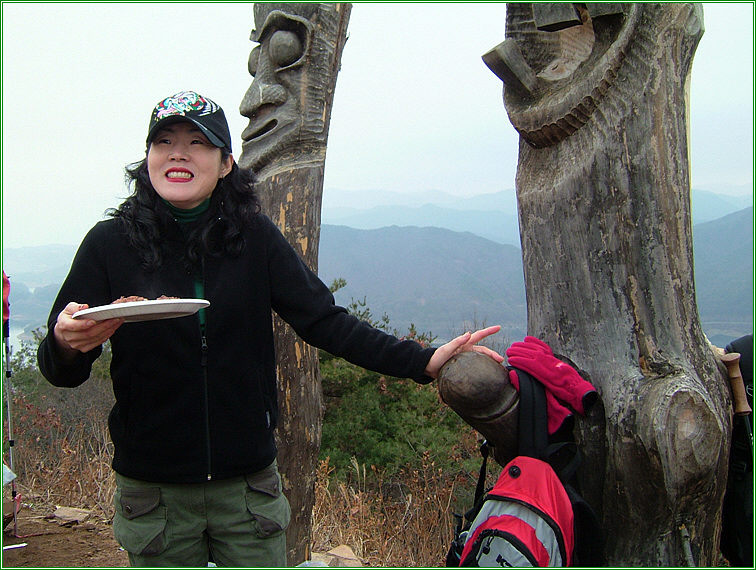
[108,151,260,272]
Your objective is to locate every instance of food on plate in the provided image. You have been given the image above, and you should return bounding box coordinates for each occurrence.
[112,295,147,304]
[111,295,179,304]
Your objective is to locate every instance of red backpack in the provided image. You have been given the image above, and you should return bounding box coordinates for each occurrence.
[447,368,604,567]
[459,455,574,566]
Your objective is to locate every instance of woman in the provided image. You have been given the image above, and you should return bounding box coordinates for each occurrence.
[37,90,503,567]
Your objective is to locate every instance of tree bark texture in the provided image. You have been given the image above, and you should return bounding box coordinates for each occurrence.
[238,3,351,565]
[485,3,733,565]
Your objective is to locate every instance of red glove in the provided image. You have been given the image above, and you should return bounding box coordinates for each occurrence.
[509,336,553,356]
[506,342,598,415]
[509,369,573,435]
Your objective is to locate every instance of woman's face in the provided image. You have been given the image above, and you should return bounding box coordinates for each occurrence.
[147,121,233,209]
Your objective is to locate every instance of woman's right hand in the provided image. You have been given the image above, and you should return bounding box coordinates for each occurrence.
[53,302,124,358]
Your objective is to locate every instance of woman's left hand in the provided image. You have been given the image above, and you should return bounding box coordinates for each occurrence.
[424,325,504,379]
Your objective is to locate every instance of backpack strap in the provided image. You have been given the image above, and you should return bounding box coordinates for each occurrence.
[445,441,492,566]
[473,441,490,505]
[514,367,549,458]
[513,368,607,566]
[464,440,491,526]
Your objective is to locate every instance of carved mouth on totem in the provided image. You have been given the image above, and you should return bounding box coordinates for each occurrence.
[484,3,640,148]
[241,104,281,142]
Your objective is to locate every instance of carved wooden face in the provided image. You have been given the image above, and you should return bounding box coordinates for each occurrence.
[238,9,315,171]
[484,3,639,148]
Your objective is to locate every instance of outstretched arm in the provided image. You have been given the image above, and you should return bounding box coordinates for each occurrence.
[424,325,504,379]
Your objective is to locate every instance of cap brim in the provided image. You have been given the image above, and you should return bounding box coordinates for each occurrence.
[147,116,226,150]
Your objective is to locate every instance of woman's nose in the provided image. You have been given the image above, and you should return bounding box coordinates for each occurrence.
[169,145,189,160]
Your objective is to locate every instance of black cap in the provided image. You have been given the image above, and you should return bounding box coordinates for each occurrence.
[146,91,232,152]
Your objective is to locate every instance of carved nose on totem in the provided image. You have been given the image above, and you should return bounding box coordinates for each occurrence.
[482,39,538,98]
[239,83,288,119]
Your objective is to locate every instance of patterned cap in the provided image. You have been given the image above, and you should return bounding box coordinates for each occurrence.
[146,91,232,152]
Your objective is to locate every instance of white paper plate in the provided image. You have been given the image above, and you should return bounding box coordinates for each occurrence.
[72,299,210,323]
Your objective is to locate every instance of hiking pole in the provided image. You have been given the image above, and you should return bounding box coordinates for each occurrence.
[2,270,21,537]
[720,352,753,449]
[3,317,19,538]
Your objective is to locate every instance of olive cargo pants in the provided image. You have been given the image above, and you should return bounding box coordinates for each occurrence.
[112,461,290,567]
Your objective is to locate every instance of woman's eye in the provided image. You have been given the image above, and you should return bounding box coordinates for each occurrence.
[268,30,303,68]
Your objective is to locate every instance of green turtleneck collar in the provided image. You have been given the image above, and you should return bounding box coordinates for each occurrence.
[159,197,209,329]
[161,197,211,222]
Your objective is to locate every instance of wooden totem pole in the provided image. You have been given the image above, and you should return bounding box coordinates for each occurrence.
[483,3,732,565]
[238,3,351,564]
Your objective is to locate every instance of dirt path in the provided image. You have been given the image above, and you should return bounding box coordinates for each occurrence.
[3,507,361,568]
[2,509,129,568]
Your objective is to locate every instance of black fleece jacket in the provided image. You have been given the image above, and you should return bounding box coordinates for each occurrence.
[38,213,435,483]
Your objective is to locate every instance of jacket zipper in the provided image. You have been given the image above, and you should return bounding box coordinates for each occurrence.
[201,333,212,480]
[199,257,212,481]
[172,216,213,481]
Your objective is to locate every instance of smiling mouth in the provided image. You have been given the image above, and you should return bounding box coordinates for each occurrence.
[166,171,193,181]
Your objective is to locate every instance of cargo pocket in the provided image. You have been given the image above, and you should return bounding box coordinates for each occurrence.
[245,464,291,538]
[112,486,167,556]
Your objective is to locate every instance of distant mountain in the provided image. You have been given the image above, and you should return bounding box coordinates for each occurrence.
[323,187,520,212]
[317,206,753,345]
[2,244,76,287]
[2,244,77,338]
[322,187,465,210]
[692,206,753,346]
[323,188,751,245]
[2,206,752,347]
[318,225,527,342]
[691,189,753,224]
[324,204,521,246]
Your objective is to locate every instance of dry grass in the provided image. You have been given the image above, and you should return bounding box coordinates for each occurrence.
[311,450,481,567]
[3,383,116,522]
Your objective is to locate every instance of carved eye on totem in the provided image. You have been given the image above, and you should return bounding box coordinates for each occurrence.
[268,30,304,68]
[248,46,260,77]
[248,14,309,77]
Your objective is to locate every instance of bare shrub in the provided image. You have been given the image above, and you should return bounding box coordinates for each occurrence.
[4,373,115,521]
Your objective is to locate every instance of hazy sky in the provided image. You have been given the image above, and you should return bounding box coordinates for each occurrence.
[2,2,753,249]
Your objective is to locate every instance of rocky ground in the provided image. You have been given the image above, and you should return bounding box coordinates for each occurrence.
[2,507,128,568]
[2,506,362,568]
